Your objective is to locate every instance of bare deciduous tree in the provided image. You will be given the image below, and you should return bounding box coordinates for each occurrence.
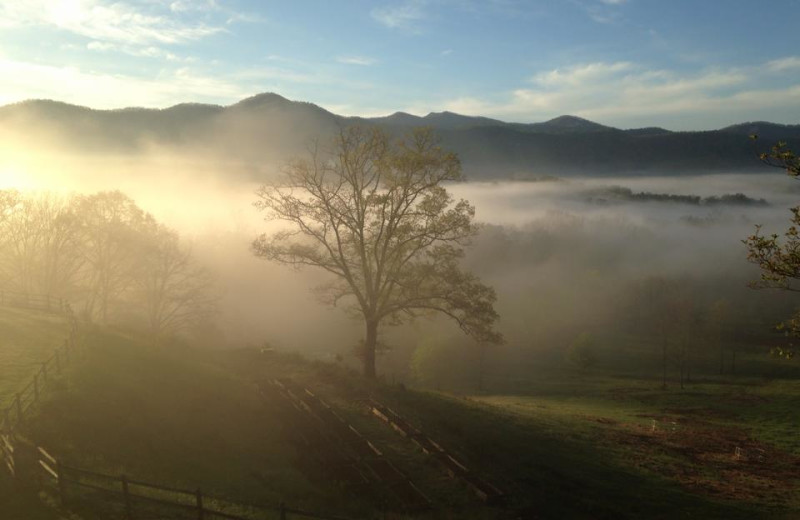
[74,191,154,322]
[252,126,502,378]
[137,225,218,344]
[0,192,83,295]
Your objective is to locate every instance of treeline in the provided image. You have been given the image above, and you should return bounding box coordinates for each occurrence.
[0,190,216,342]
[586,186,769,206]
[391,217,797,391]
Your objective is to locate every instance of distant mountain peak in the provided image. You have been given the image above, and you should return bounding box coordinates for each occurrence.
[543,115,606,127]
[232,92,291,108]
[518,114,615,134]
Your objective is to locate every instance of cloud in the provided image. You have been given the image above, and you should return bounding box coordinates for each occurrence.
[575,0,627,24]
[169,0,219,13]
[765,56,800,73]
[0,0,224,45]
[86,40,115,51]
[371,0,427,30]
[85,40,185,61]
[0,57,250,108]
[532,61,634,88]
[336,55,377,66]
[406,59,800,129]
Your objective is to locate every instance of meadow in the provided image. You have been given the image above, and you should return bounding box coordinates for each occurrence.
[3,305,797,519]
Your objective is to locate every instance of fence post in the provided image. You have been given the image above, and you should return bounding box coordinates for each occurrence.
[279,502,287,520]
[56,460,67,505]
[121,475,133,520]
[196,488,204,520]
[15,394,22,424]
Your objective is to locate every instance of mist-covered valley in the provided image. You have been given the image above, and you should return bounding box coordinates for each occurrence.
[3,99,800,520]
[3,129,797,380]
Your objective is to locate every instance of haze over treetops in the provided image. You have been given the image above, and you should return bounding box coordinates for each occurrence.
[2,92,799,179]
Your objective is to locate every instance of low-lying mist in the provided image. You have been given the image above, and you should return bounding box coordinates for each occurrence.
[3,135,797,384]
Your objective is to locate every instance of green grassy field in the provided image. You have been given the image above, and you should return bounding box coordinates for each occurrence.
[3,316,799,519]
[384,374,800,519]
[0,305,68,410]
[224,348,800,519]
[0,304,71,520]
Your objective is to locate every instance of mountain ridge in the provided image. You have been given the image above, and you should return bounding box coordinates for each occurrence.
[2,92,799,179]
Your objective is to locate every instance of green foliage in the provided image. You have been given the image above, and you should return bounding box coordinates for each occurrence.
[770,346,795,360]
[587,185,767,206]
[566,332,597,371]
[745,139,800,359]
[752,136,800,177]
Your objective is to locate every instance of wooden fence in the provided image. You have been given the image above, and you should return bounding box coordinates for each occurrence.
[0,289,67,314]
[0,292,358,520]
[0,321,79,433]
[369,399,504,505]
[267,378,430,513]
[1,290,80,480]
[32,446,354,520]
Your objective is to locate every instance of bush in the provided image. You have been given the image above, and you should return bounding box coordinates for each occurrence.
[567,332,597,371]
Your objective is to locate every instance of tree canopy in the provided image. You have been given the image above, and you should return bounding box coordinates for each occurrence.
[744,138,800,357]
[252,126,502,378]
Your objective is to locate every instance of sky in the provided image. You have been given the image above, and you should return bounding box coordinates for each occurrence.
[0,0,799,130]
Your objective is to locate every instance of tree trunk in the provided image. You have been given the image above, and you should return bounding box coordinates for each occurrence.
[363,319,378,379]
[476,343,486,392]
[686,342,692,383]
[661,336,667,390]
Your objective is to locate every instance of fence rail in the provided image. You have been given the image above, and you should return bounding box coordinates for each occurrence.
[0,291,358,520]
[0,317,79,431]
[33,454,354,520]
[0,289,67,314]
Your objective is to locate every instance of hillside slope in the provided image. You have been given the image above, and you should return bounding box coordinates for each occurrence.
[0,305,68,409]
[3,94,799,179]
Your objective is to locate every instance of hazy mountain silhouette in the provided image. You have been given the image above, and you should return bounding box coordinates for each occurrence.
[2,93,798,179]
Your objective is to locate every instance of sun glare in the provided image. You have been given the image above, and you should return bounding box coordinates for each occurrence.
[0,163,38,190]
[48,0,86,25]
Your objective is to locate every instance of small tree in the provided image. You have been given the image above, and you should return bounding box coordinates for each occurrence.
[566,332,596,371]
[136,225,218,344]
[252,126,502,378]
[706,299,731,374]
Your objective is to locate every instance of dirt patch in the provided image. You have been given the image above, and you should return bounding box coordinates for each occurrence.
[661,407,739,421]
[583,416,619,425]
[608,419,800,507]
[725,394,771,405]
